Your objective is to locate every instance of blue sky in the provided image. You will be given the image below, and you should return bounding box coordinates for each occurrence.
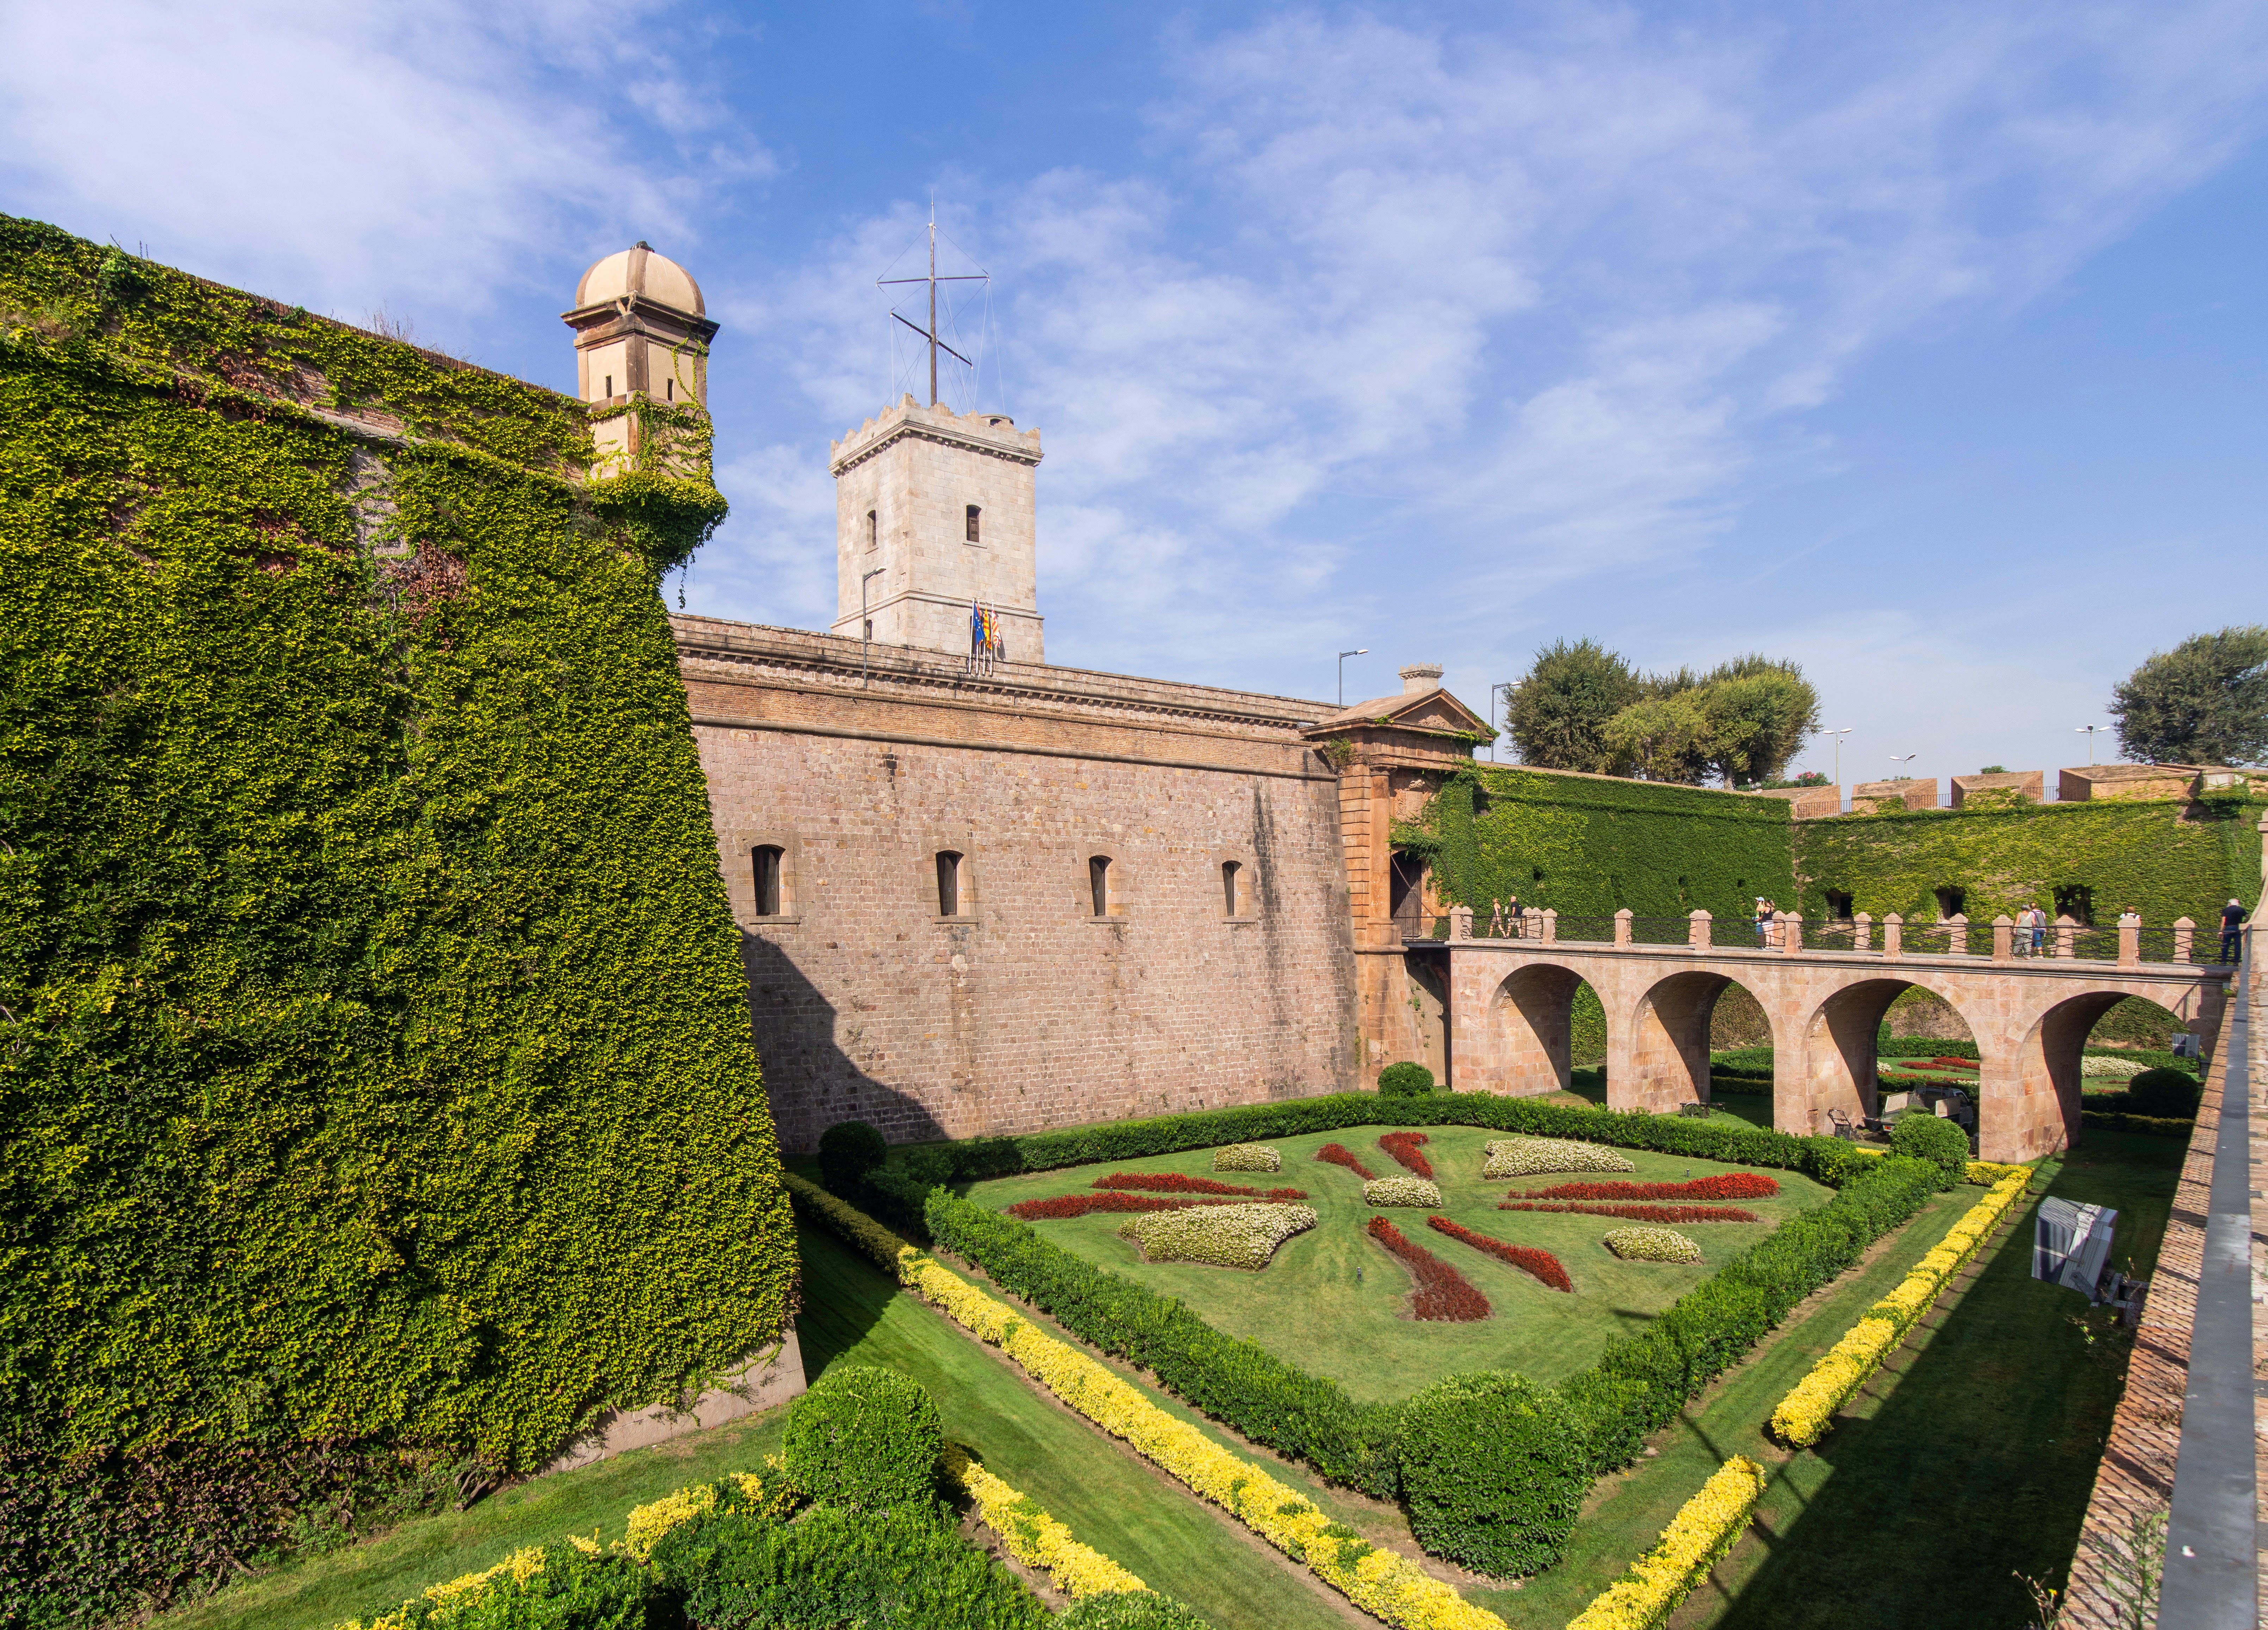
[6,0,2264,786]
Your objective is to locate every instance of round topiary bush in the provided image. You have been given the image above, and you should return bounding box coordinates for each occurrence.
[782,1365,942,1512]
[2127,1067,2202,1118]
[1889,1112,1970,1188]
[1398,1370,1592,1577]
[818,1120,888,1195]
[1059,1592,1214,1629]
[1377,1062,1436,1097]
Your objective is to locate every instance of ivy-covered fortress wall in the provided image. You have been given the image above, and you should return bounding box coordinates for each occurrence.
[1789,796,2265,927]
[0,211,795,1559]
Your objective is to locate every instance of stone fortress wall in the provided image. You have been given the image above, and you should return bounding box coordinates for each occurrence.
[676,615,1361,1150]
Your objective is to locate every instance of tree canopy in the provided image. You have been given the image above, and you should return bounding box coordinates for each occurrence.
[1507,643,1820,786]
[2109,626,2268,767]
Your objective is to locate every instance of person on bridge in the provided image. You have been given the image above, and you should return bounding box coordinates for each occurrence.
[1754,897,1770,946]
[2222,898,2249,965]
[2024,902,2047,957]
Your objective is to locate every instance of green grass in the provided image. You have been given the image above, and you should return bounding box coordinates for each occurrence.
[158,1223,1344,1630]
[960,1126,1833,1403]
[1681,1131,2182,1630]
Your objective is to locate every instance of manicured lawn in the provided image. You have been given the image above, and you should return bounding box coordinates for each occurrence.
[960,1125,1833,1402]
[157,1223,1343,1630]
[1682,1131,2182,1630]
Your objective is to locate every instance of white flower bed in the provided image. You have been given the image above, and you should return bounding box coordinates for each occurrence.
[1362,1176,1442,1208]
[1120,1202,1317,1269]
[1603,1226,1702,1263]
[1482,1137,1637,1179]
[2081,1056,2148,1080]
[1213,1143,1283,1173]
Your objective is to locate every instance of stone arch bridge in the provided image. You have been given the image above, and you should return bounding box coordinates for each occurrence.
[1434,908,2234,1163]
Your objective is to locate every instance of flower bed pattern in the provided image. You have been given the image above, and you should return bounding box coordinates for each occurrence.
[1379,1131,1434,1178]
[1565,1456,1768,1630]
[1423,1217,1573,1292]
[1120,1202,1318,1269]
[1317,1143,1379,1180]
[1482,1137,1636,1179]
[1770,1170,2030,1447]
[1501,1202,1761,1224]
[1213,1143,1281,1172]
[1008,1193,1258,1221]
[1514,1174,1778,1201]
[1602,1227,1702,1263]
[1095,1173,1307,1199]
[1364,1177,1444,1208]
[1367,1218,1490,1322]
[942,1444,1148,1599]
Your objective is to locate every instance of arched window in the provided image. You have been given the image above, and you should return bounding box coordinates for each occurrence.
[865,509,878,551]
[936,851,963,917]
[1089,855,1114,917]
[1825,889,1855,921]
[752,845,784,917]
[966,504,982,543]
[1221,860,1245,917]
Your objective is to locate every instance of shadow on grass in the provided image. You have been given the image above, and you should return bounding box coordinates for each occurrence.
[794,1215,898,1385]
[1701,1137,2181,1630]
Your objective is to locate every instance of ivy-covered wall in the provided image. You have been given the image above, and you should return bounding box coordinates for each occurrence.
[1790,797,2264,927]
[0,213,792,1523]
[1412,764,1799,922]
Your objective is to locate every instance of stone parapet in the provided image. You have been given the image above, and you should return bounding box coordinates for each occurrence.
[1749,783,1842,819]
[1851,777,1939,813]
[1950,769,2045,809]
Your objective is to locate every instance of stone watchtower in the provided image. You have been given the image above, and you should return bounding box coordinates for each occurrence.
[561,243,719,480]
[828,397,1045,663]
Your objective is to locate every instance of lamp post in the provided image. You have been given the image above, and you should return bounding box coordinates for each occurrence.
[1338,648,1368,708]
[861,567,886,688]
[2075,724,2110,765]
[1491,681,1520,762]
[1824,726,1851,787]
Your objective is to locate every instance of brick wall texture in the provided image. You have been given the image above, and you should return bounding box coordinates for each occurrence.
[676,616,1361,1150]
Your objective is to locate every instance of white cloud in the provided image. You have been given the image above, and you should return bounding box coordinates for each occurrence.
[0,0,761,330]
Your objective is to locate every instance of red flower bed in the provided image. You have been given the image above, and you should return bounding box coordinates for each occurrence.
[1366,1218,1490,1321]
[1378,1131,1434,1179]
[1093,1173,1308,1200]
[1315,1143,1378,1181]
[1424,1216,1573,1292]
[1513,1173,1778,1201]
[1928,1057,1978,1071]
[1007,1193,1257,1220]
[1499,1201,1760,1224]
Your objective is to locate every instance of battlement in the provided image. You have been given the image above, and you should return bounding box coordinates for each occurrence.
[830,395,1042,476]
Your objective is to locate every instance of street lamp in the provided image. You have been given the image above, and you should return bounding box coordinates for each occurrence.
[1491,681,1520,762]
[861,567,887,687]
[1823,726,1852,787]
[1338,648,1368,708]
[1888,752,1917,779]
[2075,724,2110,765]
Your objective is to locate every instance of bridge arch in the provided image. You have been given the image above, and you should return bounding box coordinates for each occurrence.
[2003,990,2132,1160]
[1484,962,1588,1096]
[1615,969,1780,1115]
[1796,976,1986,1138]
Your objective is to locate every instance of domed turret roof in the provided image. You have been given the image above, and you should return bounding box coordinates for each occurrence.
[574,242,704,318]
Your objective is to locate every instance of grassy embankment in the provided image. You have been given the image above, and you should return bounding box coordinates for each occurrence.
[154,1223,1345,1630]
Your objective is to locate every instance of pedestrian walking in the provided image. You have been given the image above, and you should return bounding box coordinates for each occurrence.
[2026,903,2046,957]
[1487,898,1506,937]
[2222,898,2249,965]
[1754,896,1769,946]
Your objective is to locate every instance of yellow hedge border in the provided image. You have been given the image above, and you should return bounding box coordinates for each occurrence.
[1769,1171,2030,1447]
[787,1175,1509,1630]
[1842,1147,2028,1188]
[942,1443,1148,1599]
[1565,1456,1768,1630]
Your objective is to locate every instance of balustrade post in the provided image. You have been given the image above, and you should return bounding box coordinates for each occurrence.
[1540,908,1557,944]
[1689,909,1711,951]
[1613,908,1633,947]
[1449,904,1474,942]
[1780,911,1803,954]
[2173,916,2195,964]
[2054,914,2077,959]
[1991,914,2014,963]
[1882,912,1902,957]
[2117,911,2141,966]
[1943,913,1968,956]
[1854,911,1872,951]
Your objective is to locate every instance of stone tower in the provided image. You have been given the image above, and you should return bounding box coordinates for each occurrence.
[561,243,719,480]
[828,396,1044,663]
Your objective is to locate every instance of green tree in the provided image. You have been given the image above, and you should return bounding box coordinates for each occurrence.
[1602,689,1713,782]
[1696,656,1820,785]
[2110,626,2268,766]
[1506,639,1641,773]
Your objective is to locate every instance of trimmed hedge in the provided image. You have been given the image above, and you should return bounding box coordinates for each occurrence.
[1060,1593,1218,1629]
[782,1365,942,1513]
[1889,1115,1971,1188]
[820,1120,889,1195]
[2128,1068,2204,1118]
[1378,1062,1437,1097]
[1399,1372,1590,1576]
